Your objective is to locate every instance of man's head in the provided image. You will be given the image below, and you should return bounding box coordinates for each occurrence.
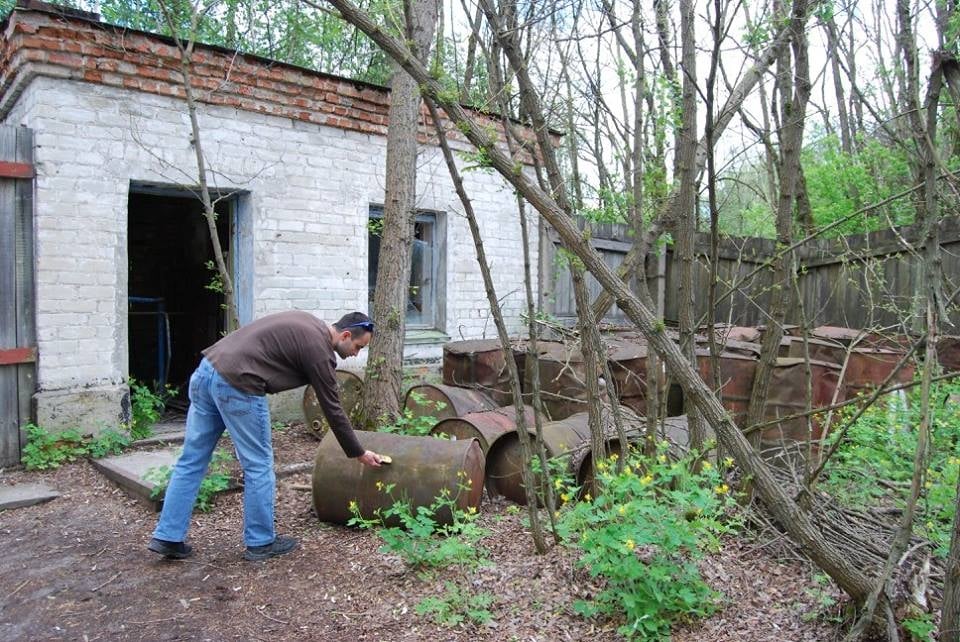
[331,312,374,359]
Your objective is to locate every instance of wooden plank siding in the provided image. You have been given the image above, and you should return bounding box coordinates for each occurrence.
[0,125,34,466]
[543,215,960,332]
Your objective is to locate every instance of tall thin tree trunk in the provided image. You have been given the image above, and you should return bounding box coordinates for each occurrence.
[360,0,438,428]
[745,0,809,448]
[675,0,705,453]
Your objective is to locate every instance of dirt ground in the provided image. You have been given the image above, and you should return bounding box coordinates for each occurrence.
[0,424,843,642]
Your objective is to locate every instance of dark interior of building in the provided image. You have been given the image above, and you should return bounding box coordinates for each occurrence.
[127,191,231,404]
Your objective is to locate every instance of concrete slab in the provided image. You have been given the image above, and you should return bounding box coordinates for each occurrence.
[90,448,182,511]
[0,483,60,511]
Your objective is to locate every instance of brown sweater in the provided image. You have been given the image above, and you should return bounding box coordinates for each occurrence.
[202,310,364,458]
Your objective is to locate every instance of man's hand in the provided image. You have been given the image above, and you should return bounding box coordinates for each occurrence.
[357,450,383,467]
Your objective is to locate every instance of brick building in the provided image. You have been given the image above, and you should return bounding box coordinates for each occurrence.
[0,2,538,433]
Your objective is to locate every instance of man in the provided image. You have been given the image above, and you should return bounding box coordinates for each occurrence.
[148,310,384,561]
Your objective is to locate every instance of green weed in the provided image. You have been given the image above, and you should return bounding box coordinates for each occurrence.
[415,581,494,627]
[348,477,487,572]
[556,444,737,641]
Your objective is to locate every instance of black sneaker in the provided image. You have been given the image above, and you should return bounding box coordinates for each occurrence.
[148,538,193,559]
[243,535,299,561]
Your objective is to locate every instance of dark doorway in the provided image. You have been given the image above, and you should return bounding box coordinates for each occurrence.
[127,190,232,398]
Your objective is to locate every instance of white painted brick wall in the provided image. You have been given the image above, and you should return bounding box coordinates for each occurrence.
[4,76,538,428]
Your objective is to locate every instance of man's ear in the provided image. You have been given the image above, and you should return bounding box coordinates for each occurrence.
[337,330,353,343]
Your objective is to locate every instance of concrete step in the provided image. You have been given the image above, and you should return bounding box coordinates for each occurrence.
[90,448,184,511]
[0,483,60,511]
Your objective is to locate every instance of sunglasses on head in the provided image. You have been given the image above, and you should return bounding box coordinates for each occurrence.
[344,321,374,333]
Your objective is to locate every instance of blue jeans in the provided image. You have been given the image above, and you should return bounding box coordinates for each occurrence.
[153,358,276,547]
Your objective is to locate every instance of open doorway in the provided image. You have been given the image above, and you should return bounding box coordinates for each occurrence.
[127,188,234,409]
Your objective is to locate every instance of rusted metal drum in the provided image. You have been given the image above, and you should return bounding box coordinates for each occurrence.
[487,405,642,505]
[430,404,536,454]
[695,350,757,428]
[312,430,484,526]
[939,336,960,373]
[605,337,648,414]
[403,383,498,422]
[303,370,364,438]
[442,339,524,405]
[842,347,915,399]
[760,358,844,455]
[525,341,606,420]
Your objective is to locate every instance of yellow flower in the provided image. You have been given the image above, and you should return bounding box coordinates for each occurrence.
[640,474,654,485]
[584,493,592,502]
[610,453,619,462]
[701,461,713,471]
[467,506,477,514]
[724,457,734,467]
[554,478,563,489]
[715,483,729,495]
[597,462,608,472]
[657,454,667,464]
[618,505,626,515]
[625,539,635,551]
[560,492,570,503]
[348,500,358,512]
[623,465,633,475]
[375,480,383,491]
[924,480,933,489]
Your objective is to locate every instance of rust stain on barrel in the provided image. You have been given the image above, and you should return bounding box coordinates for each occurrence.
[761,358,844,452]
[442,339,524,405]
[312,431,484,526]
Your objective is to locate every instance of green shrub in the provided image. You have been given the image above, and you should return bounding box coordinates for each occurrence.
[415,581,494,627]
[129,378,177,440]
[145,448,234,512]
[21,424,88,470]
[556,445,736,641]
[21,424,133,470]
[86,429,132,458]
[348,477,487,571]
[822,378,960,557]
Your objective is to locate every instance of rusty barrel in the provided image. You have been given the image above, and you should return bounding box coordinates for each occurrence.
[605,337,648,414]
[442,339,524,405]
[695,350,757,428]
[842,347,915,400]
[312,430,484,526]
[666,349,757,426]
[525,340,606,421]
[430,404,536,454]
[939,336,960,373]
[303,370,364,438]
[760,358,844,456]
[403,383,499,422]
[487,405,642,505]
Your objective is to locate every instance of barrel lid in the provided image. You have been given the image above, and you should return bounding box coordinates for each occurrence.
[812,326,866,344]
[605,337,647,360]
[531,340,585,362]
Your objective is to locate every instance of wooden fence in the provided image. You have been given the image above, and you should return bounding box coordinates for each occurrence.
[0,125,35,467]
[543,216,960,332]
